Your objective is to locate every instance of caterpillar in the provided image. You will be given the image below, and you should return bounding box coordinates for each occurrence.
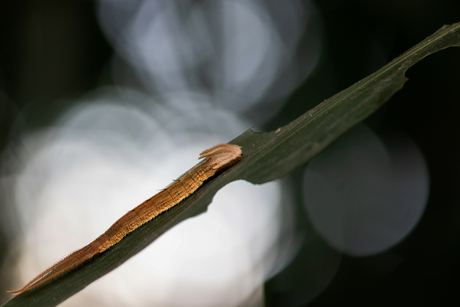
[8,143,242,296]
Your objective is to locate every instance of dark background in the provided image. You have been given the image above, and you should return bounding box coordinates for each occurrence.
[1,0,460,306]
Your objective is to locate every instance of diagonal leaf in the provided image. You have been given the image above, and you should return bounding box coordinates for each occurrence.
[4,22,460,307]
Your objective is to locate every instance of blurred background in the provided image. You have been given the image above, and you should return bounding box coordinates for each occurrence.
[1,0,460,306]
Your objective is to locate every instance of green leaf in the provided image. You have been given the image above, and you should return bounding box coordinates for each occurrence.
[4,22,460,307]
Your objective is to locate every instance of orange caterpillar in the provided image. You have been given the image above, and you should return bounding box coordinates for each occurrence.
[8,143,242,296]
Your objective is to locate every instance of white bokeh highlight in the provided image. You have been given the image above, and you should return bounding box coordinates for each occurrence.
[97,0,321,123]
[303,125,429,256]
[6,89,291,306]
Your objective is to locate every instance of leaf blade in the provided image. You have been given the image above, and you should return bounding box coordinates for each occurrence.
[4,22,460,307]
